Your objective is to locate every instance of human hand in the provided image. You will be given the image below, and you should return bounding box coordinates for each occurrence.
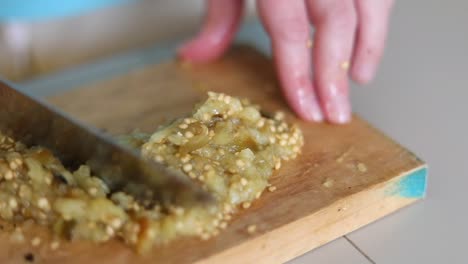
[178,0,394,124]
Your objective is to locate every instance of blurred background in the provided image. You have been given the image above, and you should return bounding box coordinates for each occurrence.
[1,1,468,263]
[0,0,255,81]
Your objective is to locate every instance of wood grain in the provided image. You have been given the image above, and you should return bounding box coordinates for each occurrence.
[0,46,426,264]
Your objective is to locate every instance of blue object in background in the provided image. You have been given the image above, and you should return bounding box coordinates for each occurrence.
[0,0,133,21]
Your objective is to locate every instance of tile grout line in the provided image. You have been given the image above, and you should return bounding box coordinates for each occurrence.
[344,236,376,264]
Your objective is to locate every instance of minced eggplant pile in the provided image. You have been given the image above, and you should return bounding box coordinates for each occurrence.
[0,92,303,253]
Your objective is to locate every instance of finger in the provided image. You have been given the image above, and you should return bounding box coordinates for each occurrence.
[257,0,323,122]
[178,0,244,63]
[307,0,357,124]
[351,0,394,84]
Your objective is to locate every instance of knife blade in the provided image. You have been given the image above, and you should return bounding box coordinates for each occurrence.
[0,80,211,206]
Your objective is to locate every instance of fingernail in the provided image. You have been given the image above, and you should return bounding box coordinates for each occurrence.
[307,102,324,122]
[295,87,324,122]
[324,82,351,124]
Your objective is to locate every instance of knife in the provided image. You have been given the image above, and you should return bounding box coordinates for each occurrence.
[0,80,211,206]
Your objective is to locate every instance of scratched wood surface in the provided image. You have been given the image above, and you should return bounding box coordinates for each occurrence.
[0,46,426,264]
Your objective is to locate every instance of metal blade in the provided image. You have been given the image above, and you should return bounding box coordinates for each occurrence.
[0,80,211,206]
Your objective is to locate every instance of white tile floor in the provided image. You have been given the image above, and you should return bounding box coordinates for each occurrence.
[289,238,371,264]
[17,1,468,262]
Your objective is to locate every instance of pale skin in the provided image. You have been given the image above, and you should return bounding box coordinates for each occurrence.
[179,0,394,124]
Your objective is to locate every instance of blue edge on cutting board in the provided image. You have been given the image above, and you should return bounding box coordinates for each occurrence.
[389,167,428,199]
[2,18,428,201]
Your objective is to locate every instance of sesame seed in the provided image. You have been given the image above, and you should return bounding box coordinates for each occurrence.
[8,198,18,209]
[219,222,228,229]
[106,226,115,236]
[45,177,52,185]
[14,158,22,166]
[111,218,122,228]
[268,186,277,192]
[240,178,248,186]
[155,155,164,162]
[242,202,251,209]
[224,96,231,104]
[322,178,334,188]
[179,123,188,129]
[247,224,257,234]
[255,192,262,199]
[180,155,191,163]
[224,214,232,221]
[200,232,210,241]
[293,146,300,153]
[209,130,215,137]
[203,164,212,171]
[50,241,60,250]
[274,161,281,170]
[183,163,193,172]
[147,229,156,239]
[270,126,277,132]
[173,207,185,216]
[4,170,13,180]
[188,172,197,179]
[268,137,276,144]
[203,113,210,121]
[184,131,194,138]
[217,213,223,220]
[198,175,205,181]
[256,119,265,128]
[38,212,47,220]
[357,163,368,172]
[31,237,41,247]
[274,112,285,121]
[9,161,17,170]
[341,61,350,70]
[279,140,287,146]
[37,198,50,210]
[236,159,245,168]
[224,203,232,213]
[10,227,24,243]
[212,219,220,227]
[88,187,98,196]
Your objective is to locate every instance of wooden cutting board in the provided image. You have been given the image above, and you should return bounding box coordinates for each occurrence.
[0,46,427,264]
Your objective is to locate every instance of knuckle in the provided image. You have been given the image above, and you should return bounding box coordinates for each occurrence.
[276,21,310,42]
[274,18,310,42]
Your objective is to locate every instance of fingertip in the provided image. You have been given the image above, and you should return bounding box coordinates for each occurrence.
[316,79,352,124]
[279,76,324,123]
[178,0,244,63]
[351,62,376,84]
[177,38,220,63]
[325,101,351,124]
[294,98,325,122]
